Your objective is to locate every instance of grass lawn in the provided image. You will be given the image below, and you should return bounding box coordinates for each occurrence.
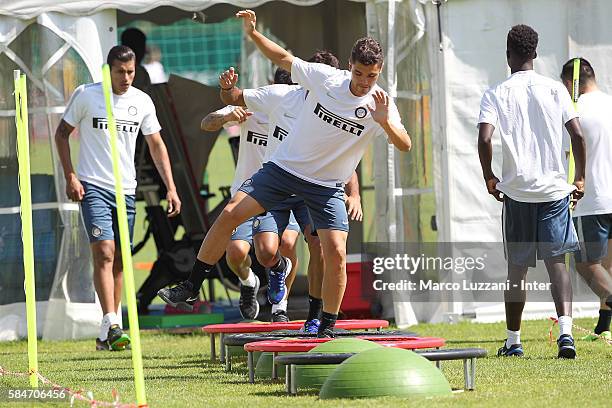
[0,317,610,408]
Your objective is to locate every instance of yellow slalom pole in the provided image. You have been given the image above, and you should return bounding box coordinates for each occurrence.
[13,70,39,388]
[100,64,147,407]
[567,58,580,183]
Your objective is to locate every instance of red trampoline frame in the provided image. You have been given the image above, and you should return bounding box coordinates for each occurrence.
[243,336,445,353]
[202,319,389,334]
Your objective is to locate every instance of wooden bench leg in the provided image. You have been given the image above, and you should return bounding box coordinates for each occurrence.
[248,351,255,384]
[210,333,216,361]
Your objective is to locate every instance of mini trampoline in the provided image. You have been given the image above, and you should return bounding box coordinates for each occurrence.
[201,319,389,361]
[242,336,446,383]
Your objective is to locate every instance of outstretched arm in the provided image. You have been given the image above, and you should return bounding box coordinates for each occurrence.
[201,106,251,132]
[218,67,246,106]
[236,10,294,72]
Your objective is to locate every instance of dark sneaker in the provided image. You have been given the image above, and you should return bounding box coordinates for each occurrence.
[157,281,198,311]
[299,319,320,334]
[239,275,260,320]
[317,327,335,338]
[271,310,289,323]
[96,337,109,351]
[107,325,130,351]
[267,257,291,304]
[497,341,524,357]
[557,334,576,359]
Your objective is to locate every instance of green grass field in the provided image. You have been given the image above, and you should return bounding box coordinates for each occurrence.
[0,318,609,408]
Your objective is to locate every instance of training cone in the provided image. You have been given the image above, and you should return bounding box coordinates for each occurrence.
[319,347,452,399]
[295,338,382,390]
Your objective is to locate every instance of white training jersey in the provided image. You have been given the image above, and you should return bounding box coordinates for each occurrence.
[62,83,161,195]
[270,57,405,188]
[243,84,304,161]
[572,90,612,217]
[478,70,578,203]
[216,105,268,196]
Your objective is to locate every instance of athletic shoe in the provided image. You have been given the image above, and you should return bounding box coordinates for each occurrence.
[267,257,291,304]
[107,325,130,351]
[239,275,260,320]
[497,341,524,357]
[557,334,577,359]
[581,330,611,342]
[95,338,109,351]
[317,327,335,338]
[299,319,320,334]
[271,310,289,323]
[157,281,198,311]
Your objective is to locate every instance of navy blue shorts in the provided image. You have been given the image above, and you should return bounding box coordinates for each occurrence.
[239,162,348,232]
[80,181,135,246]
[231,217,255,245]
[573,213,612,263]
[502,195,579,266]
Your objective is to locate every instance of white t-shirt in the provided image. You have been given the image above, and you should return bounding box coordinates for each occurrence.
[243,84,303,161]
[478,70,578,203]
[216,106,268,196]
[572,90,612,217]
[270,57,405,188]
[63,83,161,195]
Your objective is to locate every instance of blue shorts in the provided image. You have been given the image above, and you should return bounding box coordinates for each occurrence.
[255,196,314,236]
[239,163,348,232]
[573,213,612,263]
[231,218,255,245]
[502,195,579,267]
[80,181,136,246]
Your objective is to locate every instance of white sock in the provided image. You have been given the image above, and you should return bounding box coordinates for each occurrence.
[99,312,116,341]
[506,329,521,347]
[239,269,257,287]
[558,315,572,337]
[272,299,288,314]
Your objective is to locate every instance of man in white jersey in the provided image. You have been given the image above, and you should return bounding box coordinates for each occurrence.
[219,51,363,333]
[560,58,612,341]
[478,25,586,358]
[55,45,181,351]
[158,9,411,338]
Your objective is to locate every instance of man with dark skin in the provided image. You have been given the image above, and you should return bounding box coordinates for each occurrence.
[477,24,586,358]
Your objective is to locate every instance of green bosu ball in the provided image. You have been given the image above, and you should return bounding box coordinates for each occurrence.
[319,347,452,399]
[295,338,383,390]
[255,352,286,378]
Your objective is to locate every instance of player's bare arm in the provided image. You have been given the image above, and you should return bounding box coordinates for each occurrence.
[236,10,294,72]
[145,132,182,217]
[369,90,411,152]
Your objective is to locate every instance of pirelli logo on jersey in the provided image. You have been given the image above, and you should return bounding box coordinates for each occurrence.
[247,131,268,146]
[314,103,365,136]
[272,126,288,141]
[93,117,139,133]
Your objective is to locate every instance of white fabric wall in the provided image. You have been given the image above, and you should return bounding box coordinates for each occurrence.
[428,0,612,321]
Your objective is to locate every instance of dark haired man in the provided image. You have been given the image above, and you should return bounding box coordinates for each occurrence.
[560,58,612,341]
[158,9,410,338]
[55,45,181,351]
[217,50,361,331]
[478,25,586,358]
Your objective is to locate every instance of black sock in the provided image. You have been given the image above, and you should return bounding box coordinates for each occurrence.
[271,254,286,273]
[605,295,612,310]
[319,311,338,333]
[307,295,322,322]
[594,309,612,334]
[187,259,213,290]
